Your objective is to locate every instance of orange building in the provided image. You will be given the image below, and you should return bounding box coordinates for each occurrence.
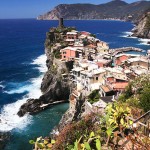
[112,82,128,92]
[60,47,82,61]
[115,54,129,66]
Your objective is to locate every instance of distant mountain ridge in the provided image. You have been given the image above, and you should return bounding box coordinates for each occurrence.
[37,0,150,21]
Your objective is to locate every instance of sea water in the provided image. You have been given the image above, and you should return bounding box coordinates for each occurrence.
[0,19,149,150]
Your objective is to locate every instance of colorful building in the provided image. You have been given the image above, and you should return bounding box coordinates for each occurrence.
[60,47,82,61]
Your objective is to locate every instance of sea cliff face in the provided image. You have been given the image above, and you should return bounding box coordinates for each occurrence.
[17,27,74,117]
[37,1,150,21]
[132,12,150,39]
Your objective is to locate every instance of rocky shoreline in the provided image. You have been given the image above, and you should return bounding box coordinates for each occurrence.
[17,25,75,117]
[17,51,72,117]
[0,132,10,150]
[131,12,150,42]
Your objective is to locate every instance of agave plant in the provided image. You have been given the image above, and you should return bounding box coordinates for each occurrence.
[67,131,101,150]
[29,137,55,150]
[101,103,133,146]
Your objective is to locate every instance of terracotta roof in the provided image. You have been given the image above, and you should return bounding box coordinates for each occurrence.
[80,31,90,35]
[107,77,114,82]
[112,82,128,89]
[101,85,112,93]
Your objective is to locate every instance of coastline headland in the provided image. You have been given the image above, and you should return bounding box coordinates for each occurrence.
[17,18,150,118]
[15,18,150,149]
[17,19,75,117]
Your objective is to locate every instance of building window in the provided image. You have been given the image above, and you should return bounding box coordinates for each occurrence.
[96,77,98,80]
[64,56,66,58]
[63,52,66,54]
[78,72,80,77]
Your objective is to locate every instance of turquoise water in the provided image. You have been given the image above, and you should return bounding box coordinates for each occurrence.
[5,103,69,150]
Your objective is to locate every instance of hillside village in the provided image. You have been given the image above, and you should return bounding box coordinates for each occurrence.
[48,19,150,115]
[27,19,150,150]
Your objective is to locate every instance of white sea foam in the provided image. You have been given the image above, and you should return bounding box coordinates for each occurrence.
[4,55,47,95]
[0,99,33,131]
[137,38,150,46]
[121,32,150,46]
[32,54,47,73]
[120,31,137,39]
[0,54,47,131]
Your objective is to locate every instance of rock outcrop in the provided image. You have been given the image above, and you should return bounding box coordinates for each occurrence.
[18,26,74,117]
[52,94,86,133]
[132,12,150,39]
[37,0,150,22]
[0,132,10,150]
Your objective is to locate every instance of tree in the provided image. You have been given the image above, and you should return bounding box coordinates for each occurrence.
[118,75,150,112]
[139,86,150,112]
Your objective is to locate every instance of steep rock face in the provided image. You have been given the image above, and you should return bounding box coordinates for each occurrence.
[18,28,73,117]
[37,0,150,21]
[54,94,86,132]
[132,12,150,39]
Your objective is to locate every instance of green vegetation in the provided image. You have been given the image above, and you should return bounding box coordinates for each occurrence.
[88,90,100,104]
[53,114,101,150]
[53,49,61,59]
[67,132,101,150]
[118,75,150,112]
[51,64,57,74]
[29,137,56,150]
[30,24,150,150]
[30,100,150,149]
[30,102,142,149]
[90,34,96,38]
[100,103,133,146]
[82,39,89,46]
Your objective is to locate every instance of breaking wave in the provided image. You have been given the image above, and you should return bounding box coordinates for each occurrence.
[0,54,47,131]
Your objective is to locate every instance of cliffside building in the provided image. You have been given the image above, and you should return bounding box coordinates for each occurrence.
[60,47,82,61]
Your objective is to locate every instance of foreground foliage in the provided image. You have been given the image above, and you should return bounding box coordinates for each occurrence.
[30,102,149,150]
[118,75,150,112]
[30,75,150,149]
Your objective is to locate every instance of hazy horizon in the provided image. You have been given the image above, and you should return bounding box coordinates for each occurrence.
[0,0,149,19]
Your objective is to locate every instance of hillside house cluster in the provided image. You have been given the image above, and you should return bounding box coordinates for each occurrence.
[69,50,150,114]
[60,30,109,61]
[58,29,150,114]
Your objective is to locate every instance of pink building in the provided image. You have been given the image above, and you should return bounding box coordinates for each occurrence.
[60,47,81,61]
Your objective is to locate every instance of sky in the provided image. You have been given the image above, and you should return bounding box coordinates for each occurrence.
[0,0,147,19]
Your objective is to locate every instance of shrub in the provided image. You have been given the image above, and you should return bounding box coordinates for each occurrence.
[118,75,150,112]
[53,50,61,59]
[139,87,150,112]
[52,114,100,150]
[88,90,100,104]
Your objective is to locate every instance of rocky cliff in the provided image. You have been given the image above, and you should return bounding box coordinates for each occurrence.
[17,26,75,117]
[37,0,150,21]
[132,12,150,39]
